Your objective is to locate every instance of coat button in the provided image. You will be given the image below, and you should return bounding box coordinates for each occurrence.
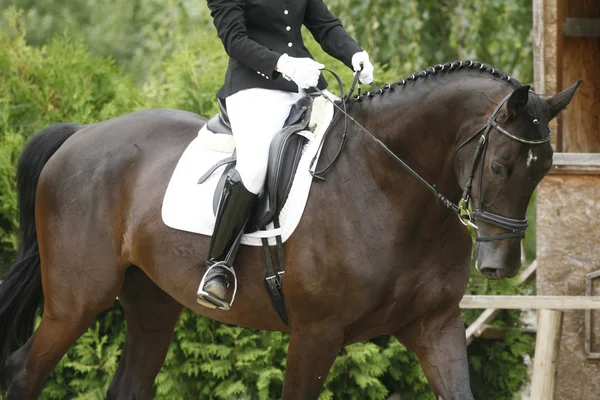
[286,26,291,31]
[288,42,293,47]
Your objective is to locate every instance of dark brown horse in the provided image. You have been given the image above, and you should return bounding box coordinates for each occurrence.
[0,61,580,399]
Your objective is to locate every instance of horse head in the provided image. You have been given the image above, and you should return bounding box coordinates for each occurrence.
[457,80,582,280]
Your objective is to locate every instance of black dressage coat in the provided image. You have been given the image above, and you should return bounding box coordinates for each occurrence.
[207,0,362,99]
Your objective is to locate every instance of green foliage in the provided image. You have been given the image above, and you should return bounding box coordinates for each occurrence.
[41,307,126,399]
[469,332,534,399]
[321,339,432,400]
[1,3,536,399]
[40,307,435,400]
[461,215,536,400]
[0,0,215,81]
[0,10,141,129]
[2,0,533,83]
[328,0,533,83]
[0,10,141,274]
[0,132,23,271]
[141,31,229,116]
[153,312,290,399]
[461,264,535,399]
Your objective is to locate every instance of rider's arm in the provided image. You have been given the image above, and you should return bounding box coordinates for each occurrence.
[303,0,362,69]
[207,0,281,78]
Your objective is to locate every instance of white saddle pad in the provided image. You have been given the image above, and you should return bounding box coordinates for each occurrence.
[161,94,335,246]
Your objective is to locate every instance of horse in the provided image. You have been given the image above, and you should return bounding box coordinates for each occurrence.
[0,60,580,399]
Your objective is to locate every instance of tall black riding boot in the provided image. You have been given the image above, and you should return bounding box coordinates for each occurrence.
[196,169,257,310]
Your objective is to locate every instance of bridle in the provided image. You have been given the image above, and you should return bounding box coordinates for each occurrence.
[454,92,551,242]
[313,71,551,242]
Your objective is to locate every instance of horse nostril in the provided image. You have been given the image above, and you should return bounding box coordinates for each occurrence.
[479,267,503,280]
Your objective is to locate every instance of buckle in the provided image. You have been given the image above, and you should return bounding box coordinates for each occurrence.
[459,209,479,230]
[458,198,479,230]
[266,271,285,297]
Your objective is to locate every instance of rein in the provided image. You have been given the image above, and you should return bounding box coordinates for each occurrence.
[312,70,551,242]
[308,69,381,179]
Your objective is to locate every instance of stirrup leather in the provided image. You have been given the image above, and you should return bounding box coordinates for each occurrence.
[196,262,239,311]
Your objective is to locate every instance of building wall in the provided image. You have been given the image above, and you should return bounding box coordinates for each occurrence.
[534,0,600,397]
[537,172,600,400]
[533,0,600,152]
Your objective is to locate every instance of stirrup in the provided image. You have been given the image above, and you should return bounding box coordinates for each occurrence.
[196,262,238,311]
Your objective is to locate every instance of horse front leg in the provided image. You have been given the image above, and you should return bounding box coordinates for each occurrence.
[280,322,344,400]
[394,308,473,400]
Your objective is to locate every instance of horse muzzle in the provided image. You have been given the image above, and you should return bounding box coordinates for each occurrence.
[474,242,522,280]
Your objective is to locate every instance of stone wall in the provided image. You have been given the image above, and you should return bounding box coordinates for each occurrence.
[537,168,600,400]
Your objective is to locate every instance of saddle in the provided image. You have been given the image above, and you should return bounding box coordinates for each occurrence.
[200,95,315,232]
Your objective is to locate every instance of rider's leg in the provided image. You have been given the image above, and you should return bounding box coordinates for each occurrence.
[199,168,257,307]
[197,88,305,309]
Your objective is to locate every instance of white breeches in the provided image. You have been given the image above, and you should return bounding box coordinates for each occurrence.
[226,88,306,194]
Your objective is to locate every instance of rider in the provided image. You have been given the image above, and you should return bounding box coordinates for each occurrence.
[198,0,375,309]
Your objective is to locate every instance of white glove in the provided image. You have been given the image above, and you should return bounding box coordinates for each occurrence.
[276,54,324,89]
[351,51,375,84]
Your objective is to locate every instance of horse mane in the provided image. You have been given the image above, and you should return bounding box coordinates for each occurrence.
[353,60,522,101]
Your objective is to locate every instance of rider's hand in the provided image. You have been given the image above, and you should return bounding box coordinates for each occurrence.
[351,51,375,84]
[276,54,324,89]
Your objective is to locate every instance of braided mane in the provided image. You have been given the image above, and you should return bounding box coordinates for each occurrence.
[354,60,522,101]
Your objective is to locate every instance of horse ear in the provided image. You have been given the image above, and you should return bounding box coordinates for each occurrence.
[545,79,583,121]
[506,85,530,117]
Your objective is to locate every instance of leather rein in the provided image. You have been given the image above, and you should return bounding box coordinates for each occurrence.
[313,70,551,242]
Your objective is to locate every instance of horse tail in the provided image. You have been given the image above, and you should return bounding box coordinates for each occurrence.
[0,123,83,391]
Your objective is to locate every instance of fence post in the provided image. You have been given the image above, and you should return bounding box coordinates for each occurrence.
[530,309,563,400]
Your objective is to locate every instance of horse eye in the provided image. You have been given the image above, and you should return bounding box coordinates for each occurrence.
[491,162,502,175]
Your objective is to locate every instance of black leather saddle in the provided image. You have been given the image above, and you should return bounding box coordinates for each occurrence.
[199,95,315,232]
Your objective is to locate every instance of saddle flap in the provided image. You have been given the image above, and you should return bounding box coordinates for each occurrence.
[163,92,335,246]
[207,95,315,229]
[246,129,307,230]
[284,95,313,126]
[246,96,314,231]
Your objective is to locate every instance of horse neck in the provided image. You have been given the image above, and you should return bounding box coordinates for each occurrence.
[334,75,511,231]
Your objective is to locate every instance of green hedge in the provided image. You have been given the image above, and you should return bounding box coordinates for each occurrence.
[0,12,141,273]
[2,0,534,84]
[1,11,533,400]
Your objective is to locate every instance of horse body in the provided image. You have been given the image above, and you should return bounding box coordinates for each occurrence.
[0,63,580,399]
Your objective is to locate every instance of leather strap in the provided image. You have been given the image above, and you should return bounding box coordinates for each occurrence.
[472,211,528,231]
[476,231,525,242]
[197,155,236,184]
[261,218,288,324]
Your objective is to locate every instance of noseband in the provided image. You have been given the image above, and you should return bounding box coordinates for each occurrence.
[455,92,551,242]
[314,71,551,243]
